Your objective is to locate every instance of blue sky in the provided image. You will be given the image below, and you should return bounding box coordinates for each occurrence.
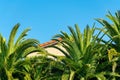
[0,0,120,43]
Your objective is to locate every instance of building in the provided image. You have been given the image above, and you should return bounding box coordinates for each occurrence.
[27,38,65,57]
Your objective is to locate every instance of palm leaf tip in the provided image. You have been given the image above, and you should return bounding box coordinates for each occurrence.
[15,28,31,46]
[7,23,20,54]
[116,10,120,16]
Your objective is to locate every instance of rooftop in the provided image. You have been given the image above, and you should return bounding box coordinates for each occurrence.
[40,38,62,48]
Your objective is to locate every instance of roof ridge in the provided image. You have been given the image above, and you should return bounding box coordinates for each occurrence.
[40,38,62,48]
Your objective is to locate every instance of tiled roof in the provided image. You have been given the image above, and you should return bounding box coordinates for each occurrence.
[40,38,62,48]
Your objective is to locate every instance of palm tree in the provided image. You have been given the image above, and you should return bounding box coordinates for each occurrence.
[29,55,64,80]
[96,11,120,80]
[51,24,107,80]
[0,23,42,80]
[96,10,120,51]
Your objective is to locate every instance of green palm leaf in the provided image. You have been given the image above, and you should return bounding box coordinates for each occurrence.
[51,24,105,79]
[0,23,43,80]
[7,23,20,56]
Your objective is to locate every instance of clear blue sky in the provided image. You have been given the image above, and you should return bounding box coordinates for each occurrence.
[0,0,120,43]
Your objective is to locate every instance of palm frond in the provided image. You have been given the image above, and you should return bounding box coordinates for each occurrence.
[15,28,31,47]
[7,23,20,56]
